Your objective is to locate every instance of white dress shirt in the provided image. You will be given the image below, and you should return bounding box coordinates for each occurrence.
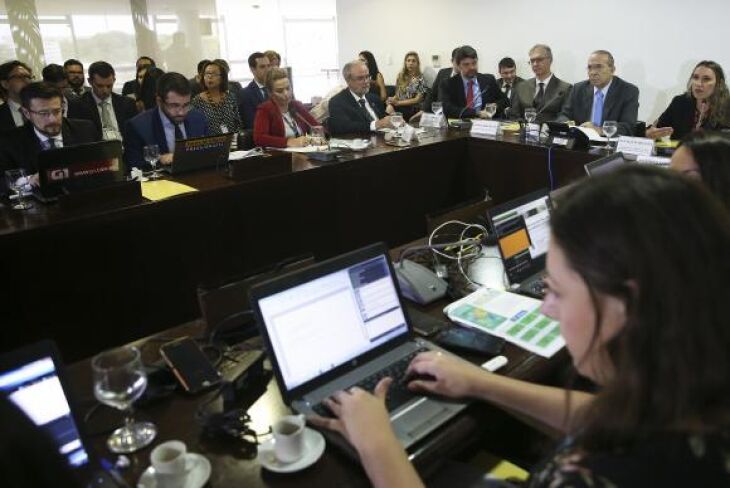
[34,127,64,149]
[92,92,120,139]
[534,74,554,96]
[350,90,378,131]
[8,99,24,127]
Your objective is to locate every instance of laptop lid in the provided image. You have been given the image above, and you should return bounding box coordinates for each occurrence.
[37,140,124,198]
[0,340,90,470]
[584,151,627,177]
[249,242,412,405]
[487,189,551,285]
[170,133,233,174]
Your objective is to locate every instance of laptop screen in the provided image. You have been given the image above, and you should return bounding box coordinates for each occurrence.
[584,152,627,177]
[489,190,551,284]
[0,355,89,468]
[256,254,408,391]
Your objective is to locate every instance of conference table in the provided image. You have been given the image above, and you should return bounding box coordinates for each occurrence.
[0,128,597,363]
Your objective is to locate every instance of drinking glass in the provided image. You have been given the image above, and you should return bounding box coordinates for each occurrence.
[390,112,404,137]
[92,346,156,453]
[5,168,33,210]
[310,125,326,147]
[431,102,443,117]
[143,144,161,180]
[484,103,497,119]
[524,108,538,139]
[602,121,618,152]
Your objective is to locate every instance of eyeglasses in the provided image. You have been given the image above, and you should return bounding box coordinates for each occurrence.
[162,101,191,111]
[529,57,547,64]
[587,64,609,71]
[351,75,371,82]
[27,108,62,118]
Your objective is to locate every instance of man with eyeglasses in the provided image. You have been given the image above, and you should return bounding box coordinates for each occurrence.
[0,82,98,176]
[557,50,639,136]
[509,44,572,124]
[124,72,209,170]
[0,60,34,132]
[328,60,392,136]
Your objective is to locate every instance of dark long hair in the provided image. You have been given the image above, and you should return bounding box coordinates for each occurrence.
[685,60,730,127]
[139,66,165,110]
[551,166,730,450]
[678,131,730,209]
[358,50,380,79]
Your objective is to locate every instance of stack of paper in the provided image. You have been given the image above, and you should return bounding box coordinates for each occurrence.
[444,288,564,358]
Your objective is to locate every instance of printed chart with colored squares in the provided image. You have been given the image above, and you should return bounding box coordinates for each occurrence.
[445,288,564,358]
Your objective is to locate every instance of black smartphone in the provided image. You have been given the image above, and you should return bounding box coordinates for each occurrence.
[406,306,448,337]
[434,326,505,356]
[159,337,222,394]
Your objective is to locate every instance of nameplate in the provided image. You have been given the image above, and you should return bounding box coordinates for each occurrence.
[420,113,443,129]
[401,124,416,143]
[470,120,500,137]
[616,136,654,156]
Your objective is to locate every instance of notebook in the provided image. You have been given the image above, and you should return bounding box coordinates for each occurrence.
[249,242,468,454]
[166,133,233,174]
[487,189,551,298]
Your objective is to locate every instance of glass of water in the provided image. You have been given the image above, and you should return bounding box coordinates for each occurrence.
[143,144,161,180]
[484,103,497,119]
[524,108,538,139]
[431,102,443,117]
[602,121,618,152]
[5,168,33,210]
[310,125,326,147]
[390,112,405,137]
[92,346,156,453]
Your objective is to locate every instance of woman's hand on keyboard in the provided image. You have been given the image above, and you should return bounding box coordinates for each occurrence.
[405,351,489,399]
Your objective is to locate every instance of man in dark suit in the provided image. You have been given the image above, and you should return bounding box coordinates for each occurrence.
[509,44,572,123]
[440,45,509,119]
[0,82,99,176]
[124,72,209,170]
[328,60,392,136]
[558,50,639,136]
[423,47,460,112]
[41,63,95,121]
[63,59,89,98]
[0,60,33,132]
[496,57,524,106]
[77,61,137,142]
[238,52,271,129]
[122,56,155,97]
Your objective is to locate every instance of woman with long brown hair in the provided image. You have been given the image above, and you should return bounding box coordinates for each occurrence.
[386,51,426,121]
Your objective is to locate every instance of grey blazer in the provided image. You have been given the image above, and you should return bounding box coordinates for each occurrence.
[509,75,572,123]
[557,76,639,136]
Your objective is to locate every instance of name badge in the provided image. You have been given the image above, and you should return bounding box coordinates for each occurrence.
[420,113,444,129]
[470,120,500,137]
[616,136,654,156]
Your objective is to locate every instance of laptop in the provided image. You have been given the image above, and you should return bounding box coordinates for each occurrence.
[36,140,125,200]
[166,133,233,174]
[487,189,551,298]
[249,242,468,454]
[0,340,125,486]
[584,151,628,177]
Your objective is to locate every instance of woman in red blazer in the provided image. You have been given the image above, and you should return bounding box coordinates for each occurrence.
[253,68,321,148]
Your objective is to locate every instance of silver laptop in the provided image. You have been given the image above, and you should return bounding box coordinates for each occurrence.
[249,242,467,453]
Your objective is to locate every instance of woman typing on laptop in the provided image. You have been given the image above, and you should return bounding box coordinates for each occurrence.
[311,166,730,487]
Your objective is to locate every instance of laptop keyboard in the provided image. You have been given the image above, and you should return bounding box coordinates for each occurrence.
[312,347,429,418]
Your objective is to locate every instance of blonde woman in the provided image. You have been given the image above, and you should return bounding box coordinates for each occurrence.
[386,52,426,120]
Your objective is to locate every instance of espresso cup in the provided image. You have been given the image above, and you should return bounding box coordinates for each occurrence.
[151,440,189,488]
[272,414,306,463]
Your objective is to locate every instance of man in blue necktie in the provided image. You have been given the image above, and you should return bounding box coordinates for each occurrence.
[557,50,639,136]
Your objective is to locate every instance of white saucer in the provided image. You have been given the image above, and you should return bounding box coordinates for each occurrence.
[137,453,211,488]
[257,427,326,473]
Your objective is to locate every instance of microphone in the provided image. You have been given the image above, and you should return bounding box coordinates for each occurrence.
[534,91,565,117]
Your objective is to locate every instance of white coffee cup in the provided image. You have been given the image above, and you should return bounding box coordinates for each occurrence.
[150,440,190,488]
[351,139,367,150]
[272,414,306,463]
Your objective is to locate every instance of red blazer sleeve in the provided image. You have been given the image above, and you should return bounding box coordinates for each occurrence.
[291,101,323,133]
[253,100,288,148]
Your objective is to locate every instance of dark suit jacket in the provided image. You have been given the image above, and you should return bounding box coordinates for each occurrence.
[328,89,386,136]
[253,99,320,148]
[238,80,268,130]
[124,107,209,169]
[122,79,139,97]
[78,91,138,141]
[423,67,454,111]
[0,118,99,175]
[497,76,524,106]
[558,76,639,136]
[509,75,572,123]
[656,94,730,140]
[440,73,508,119]
[0,103,22,133]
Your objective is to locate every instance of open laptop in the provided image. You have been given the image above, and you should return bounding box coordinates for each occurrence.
[36,140,125,200]
[249,242,468,454]
[584,151,628,177]
[0,340,125,486]
[166,133,233,174]
[487,189,551,298]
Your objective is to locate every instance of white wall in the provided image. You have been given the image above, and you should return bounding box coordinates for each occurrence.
[336,0,730,122]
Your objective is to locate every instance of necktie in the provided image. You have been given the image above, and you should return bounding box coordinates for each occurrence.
[358,98,373,121]
[44,138,57,150]
[100,101,113,129]
[174,123,184,141]
[466,80,474,109]
[591,90,604,126]
[534,82,545,110]
[261,87,268,100]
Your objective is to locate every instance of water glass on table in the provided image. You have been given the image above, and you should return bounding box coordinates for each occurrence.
[143,144,162,180]
[4,168,33,210]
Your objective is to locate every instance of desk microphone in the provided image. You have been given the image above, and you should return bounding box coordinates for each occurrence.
[534,91,565,117]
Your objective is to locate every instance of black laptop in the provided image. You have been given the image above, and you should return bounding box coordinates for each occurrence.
[487,189,551,298]
[584,151,628,177]
[249,242,468,454]
[166,133,233,174]
[0,341,126,487]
